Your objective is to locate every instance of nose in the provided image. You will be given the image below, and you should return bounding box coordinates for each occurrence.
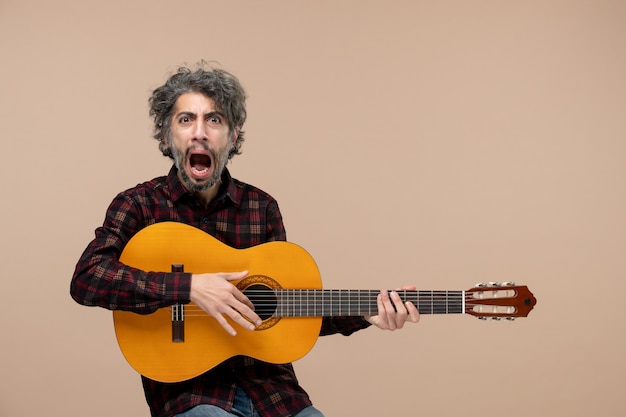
[192,119,208,141]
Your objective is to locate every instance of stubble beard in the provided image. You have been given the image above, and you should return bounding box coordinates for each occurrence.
[171,142,232,193]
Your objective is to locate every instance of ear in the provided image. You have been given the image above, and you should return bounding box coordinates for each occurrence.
[160,138,173,157]
[231,127,240,143]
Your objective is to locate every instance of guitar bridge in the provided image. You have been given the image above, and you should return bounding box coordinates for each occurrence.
[172,264,185,343]
[172,304,185,342]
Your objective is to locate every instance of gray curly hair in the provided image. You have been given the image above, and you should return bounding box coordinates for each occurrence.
[148,63,247,160]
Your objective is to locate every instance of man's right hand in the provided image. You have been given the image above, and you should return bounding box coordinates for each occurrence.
[189,271,262,336]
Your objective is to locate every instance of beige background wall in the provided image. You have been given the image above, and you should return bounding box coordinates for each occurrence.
[1,1,625,416]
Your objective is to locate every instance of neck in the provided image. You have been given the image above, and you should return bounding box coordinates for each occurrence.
[195,180,221,207]
[177,170,222,207]
[246,289,466,317]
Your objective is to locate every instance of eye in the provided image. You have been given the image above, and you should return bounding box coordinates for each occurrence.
[178,115,191,124]
[207,115,222,124]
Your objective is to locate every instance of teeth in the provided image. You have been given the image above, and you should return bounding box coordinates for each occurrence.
[191,167,209,175]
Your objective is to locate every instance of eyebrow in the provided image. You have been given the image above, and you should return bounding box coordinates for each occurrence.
[175,110,225,119]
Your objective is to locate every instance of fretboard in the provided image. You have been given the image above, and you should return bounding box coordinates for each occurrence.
[256,289,465,317]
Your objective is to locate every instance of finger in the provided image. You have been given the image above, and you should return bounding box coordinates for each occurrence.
[373,292,387,329]
[222,305,259,333]
[212,311,239,336]
[204,296,260,335]
[222,271,259,318]
[228,283,254,309]
[380,290,397,330]
[222,270,249,282]
[219,271,261,324]
[405,301,420,323]
[389,291,409,329]
[232,298,262,326]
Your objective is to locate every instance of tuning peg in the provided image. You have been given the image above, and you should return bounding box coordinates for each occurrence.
[506,317,516,321]
[476,281,517,288]
[492,317,502,321]
[478,316,487,320]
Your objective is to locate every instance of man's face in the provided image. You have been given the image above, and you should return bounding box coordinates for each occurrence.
[168,92,236,193]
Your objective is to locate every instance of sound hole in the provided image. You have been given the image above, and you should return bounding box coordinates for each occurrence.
[244,284,277,320]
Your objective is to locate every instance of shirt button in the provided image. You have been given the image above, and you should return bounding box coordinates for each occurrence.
[202,218,209,224]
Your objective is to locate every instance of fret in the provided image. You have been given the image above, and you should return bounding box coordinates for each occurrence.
[296,289,301,317]
[433,291,447,315]
[366,290,372,316]
[277,289,284,317]
[305,289,310,317]
[348,289,364,316]
[331,289,339,317]
[316,289,320,315]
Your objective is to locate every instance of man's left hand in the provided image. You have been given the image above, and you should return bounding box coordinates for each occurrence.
[365,286,420,330]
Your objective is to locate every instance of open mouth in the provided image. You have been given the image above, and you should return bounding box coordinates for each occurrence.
[189,152,212,178]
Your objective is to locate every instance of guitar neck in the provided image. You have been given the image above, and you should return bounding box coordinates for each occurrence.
[265,289,465,317]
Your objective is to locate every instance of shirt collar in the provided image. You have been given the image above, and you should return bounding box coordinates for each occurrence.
[167,165,241,206]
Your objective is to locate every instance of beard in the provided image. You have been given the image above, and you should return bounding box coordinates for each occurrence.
[171,141,232,193]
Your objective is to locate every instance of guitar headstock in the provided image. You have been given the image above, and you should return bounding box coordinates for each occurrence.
[465,282,536,320]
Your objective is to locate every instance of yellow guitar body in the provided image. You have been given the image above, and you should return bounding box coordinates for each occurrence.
[113,222,323,383]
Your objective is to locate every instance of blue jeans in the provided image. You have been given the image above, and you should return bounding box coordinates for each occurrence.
[174,387,324,417]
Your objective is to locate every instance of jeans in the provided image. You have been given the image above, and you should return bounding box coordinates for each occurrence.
[174,387,324,417]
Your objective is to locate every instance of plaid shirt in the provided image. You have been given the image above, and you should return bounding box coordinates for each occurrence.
[71,166,371,417]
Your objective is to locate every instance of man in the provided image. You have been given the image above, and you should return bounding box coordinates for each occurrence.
[70,63,420,417]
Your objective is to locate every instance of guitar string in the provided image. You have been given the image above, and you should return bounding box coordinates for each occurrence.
[167,289,511,318]
[176,293,467,306]
[175,289,468,317]
[174,290,468,303]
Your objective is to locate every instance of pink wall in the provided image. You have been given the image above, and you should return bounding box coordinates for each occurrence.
[1,1,624,415]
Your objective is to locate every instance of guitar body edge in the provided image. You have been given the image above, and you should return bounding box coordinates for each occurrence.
[113,222,324,383]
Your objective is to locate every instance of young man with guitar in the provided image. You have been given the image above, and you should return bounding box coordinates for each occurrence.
[70,63,420,417]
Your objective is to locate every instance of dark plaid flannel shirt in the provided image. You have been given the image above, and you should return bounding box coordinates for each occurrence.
[70,166,371,417]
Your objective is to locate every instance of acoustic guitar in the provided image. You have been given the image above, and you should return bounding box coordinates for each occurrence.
[113,222,536,382]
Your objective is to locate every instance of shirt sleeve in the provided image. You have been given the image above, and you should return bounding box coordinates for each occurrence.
[320,316,372,336]
[69,192,192,314]
[264,199,287,243]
